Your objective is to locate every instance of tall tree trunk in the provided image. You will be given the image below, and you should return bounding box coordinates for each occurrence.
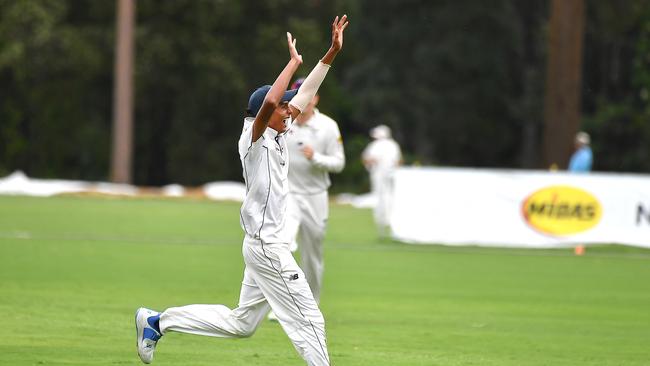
[110,0,135,183]
[542,0,585,169]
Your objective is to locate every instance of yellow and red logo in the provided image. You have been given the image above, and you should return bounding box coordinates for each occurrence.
[522,185,602,236]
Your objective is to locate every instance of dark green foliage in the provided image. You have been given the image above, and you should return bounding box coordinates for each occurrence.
[582,1,650,173]
[0,0,114,179]
[346,0,531,167]
[0,0,648,187]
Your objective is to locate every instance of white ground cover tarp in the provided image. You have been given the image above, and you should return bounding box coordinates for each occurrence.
[0,171,137,196]
[202,181,246,202]
[0,171,247,201]
[335,193,375,209]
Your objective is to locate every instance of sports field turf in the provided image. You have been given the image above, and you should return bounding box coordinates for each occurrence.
[0,195,649,365]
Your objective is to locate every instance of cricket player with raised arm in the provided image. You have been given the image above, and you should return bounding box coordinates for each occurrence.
[134,15,348,366]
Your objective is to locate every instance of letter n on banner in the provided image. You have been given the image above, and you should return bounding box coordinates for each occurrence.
[638,204,650,226]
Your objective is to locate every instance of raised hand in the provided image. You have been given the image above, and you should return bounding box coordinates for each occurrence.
[330,15,349,52]
[287,32,303,64]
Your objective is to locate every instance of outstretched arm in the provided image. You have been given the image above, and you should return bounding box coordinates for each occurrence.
[289,15,349,119]
[321,15,349,65]
[252,32,302,142]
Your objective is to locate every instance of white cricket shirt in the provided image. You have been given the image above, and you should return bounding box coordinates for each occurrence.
[362,138,402,176]
[286,109,345,195]
[238,117,290,243]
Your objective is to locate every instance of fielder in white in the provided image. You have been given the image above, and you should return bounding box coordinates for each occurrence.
[362,125,402,237]
[134,15,349,366]
[284,78,345,303]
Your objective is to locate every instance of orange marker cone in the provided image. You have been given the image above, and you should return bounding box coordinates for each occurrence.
[574,245,585,256]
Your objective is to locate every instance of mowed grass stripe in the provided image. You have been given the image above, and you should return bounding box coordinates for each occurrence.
[0,195,649,365]
[2,229,649,261]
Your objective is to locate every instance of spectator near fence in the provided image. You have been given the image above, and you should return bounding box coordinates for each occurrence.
[568,131,593,173]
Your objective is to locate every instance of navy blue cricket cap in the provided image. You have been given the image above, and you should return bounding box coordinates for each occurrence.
[291,78,305,90]
[247,85,298,117]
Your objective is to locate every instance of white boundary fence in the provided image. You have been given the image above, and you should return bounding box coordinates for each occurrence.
[391,167,650,248]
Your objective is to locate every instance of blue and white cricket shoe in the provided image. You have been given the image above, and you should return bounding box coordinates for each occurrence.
[135,307,162,364]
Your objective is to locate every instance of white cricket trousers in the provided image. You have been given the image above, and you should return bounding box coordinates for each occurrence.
[159,236,330,366]
[370,171,394,232]
[285,191,328,302]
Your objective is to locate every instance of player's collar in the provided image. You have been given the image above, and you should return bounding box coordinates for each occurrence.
[298,108,319,129]
[266,127,280,139]
[243,117,254,130]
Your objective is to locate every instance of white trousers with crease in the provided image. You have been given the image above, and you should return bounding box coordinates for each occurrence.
[370,171,394,232]
[284,191,328,303]
[159,236,330,366]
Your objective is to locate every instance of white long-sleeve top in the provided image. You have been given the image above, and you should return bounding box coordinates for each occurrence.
[362,137,402,178]
[286,109,345,195]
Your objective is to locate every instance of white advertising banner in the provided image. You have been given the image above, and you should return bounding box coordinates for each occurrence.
[391,167,650,248]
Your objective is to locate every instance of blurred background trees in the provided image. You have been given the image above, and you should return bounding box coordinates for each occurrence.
[1,0,649,192]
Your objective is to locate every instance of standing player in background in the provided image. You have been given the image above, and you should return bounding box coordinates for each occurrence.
[283,78,345,305]
[568,131,593,173]
[134,15,349,366]
[362,125,402,238]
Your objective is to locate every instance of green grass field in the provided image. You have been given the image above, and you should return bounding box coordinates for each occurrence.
[0,195,649,365]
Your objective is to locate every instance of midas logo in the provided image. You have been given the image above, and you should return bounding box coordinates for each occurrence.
[522,185,602,236]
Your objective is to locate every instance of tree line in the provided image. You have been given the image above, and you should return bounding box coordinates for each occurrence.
[1,0,649,192]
